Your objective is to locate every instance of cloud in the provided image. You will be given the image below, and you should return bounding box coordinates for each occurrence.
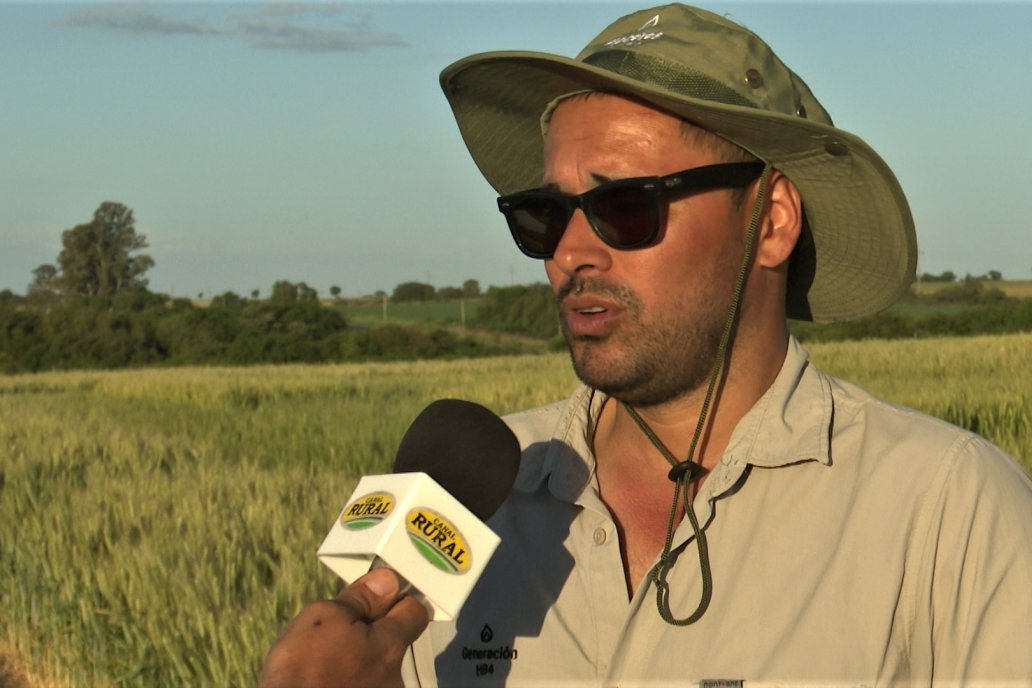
[55,4,223,37]
[232,5,406,53]
[253,2,353,19]
[235,19,406,53]
[55,2,408,53]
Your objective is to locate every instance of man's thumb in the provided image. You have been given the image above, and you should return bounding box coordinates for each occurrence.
[337,567,404,621]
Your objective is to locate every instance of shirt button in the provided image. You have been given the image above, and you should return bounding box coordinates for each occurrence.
[593,527,607,545]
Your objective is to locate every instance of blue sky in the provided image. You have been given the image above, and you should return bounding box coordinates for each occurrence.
[2,1,1030,299]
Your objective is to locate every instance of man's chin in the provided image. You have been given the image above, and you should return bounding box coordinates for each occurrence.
[564,335,609,372]
[567,345,640,398]
[566,346,703,408]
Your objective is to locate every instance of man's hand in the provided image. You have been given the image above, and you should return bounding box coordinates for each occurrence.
[259,568,430,688]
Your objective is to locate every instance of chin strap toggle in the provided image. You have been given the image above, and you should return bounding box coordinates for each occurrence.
[667,460,702,483]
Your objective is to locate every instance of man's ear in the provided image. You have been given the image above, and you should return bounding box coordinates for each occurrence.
[756,171,802,270]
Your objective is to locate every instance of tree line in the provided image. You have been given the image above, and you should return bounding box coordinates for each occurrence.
[2,201,1029,374]
[1,279,540,373]
[919,270,1005,283]
[0,202,547,374]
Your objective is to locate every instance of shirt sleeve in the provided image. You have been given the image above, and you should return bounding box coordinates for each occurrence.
[919,434,1032,683]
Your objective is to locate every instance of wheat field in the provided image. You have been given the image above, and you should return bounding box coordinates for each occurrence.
[1,334,1029,687]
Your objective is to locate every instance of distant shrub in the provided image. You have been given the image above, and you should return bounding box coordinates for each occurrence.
[339,324,500,362]
[792,313,915,343]
[927,278,1010,305]
[793,299,1032,343]
[474,283,560,341]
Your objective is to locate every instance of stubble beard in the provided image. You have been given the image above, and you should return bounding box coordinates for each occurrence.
[557,276,731,408]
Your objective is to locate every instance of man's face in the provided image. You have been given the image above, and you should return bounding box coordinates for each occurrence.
[542,94,752,407]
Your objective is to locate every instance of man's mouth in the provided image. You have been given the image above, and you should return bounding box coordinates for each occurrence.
[561,296,623,338]
[555,278,637,337]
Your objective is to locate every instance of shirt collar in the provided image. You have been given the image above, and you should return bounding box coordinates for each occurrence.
[513,336,833,500]
[723,335,833,469]
[511,385,602,501]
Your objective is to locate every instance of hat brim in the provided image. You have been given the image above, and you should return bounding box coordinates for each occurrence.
[441,51,917,323]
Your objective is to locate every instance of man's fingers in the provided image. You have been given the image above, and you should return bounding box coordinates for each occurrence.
[259,569,425,688]
[380,594,431,647]
[337,569,430,649]
[332,567,407,621]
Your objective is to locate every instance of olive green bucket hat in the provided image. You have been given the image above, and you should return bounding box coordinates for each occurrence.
[440,3,917,322]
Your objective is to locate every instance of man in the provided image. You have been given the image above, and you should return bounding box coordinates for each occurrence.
[261,5,1032,686]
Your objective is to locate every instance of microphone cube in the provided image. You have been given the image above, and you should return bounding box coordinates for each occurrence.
[317,472,501,621]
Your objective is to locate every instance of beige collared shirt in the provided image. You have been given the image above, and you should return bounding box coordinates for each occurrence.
[404,337,1032,687]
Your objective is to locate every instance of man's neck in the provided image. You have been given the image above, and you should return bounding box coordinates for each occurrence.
[596,328,790,475]
[588,329,790,597]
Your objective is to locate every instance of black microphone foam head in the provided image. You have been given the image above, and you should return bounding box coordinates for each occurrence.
[393,399,521,521]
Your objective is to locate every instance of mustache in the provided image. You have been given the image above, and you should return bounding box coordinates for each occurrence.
[555,276,638,309]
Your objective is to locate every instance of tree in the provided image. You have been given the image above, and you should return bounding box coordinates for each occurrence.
[438,286,464,300]
[330,285,342,299]
[56,202,154,298]
[919,270,956,283]
[392,281,435,302]
[210,291,246,310]
[462,279,481,297]
[28,264,60,297]
[270,280,318,303]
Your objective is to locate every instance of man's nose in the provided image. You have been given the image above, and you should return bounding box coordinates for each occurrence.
[549,209,613,276]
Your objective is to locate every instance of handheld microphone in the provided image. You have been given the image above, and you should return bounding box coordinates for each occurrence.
[317,399,521,620]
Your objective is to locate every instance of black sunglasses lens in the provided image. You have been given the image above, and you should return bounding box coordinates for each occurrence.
[505,197,570,257]
[589,185,658,248]
[500,181,661,257]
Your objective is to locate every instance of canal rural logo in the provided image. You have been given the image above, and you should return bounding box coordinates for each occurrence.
[339,492,395,530]
[406,508,472,574]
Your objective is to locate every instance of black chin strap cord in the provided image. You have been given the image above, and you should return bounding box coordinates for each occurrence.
[622,162,772,626]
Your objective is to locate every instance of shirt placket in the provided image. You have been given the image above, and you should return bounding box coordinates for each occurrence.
[572,484,635,682]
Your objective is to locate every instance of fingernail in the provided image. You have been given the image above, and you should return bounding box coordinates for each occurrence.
[361,567,399,598]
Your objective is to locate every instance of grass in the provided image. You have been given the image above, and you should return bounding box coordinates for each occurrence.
[1,334,1029,686]
[0,355,577,687]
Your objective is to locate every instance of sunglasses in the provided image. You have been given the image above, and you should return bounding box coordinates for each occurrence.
[497,161,765,259]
